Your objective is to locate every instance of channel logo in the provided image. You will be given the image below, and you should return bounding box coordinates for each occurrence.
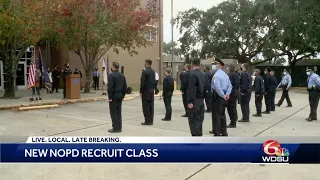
[261,140,290,163]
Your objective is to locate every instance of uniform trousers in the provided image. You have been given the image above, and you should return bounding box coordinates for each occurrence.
[163,94,172,119]
[255,94,263,114]
[264,93,272,112]
[212,93,227,136]
[308,91,320,119]
[182,92,188,115]
[142,89,154,124]
[271,91,276,111]
[109,97,123,131]
[240,91,251,120]
[227,90,238,124]
[277,88,292,106]
[188,98,205,136]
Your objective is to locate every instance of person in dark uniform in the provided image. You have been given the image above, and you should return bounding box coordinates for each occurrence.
[62,63,72,99]
[140,59,156,125]
[203,66,213,112]
[226,64,240,128]
[270,70,277,111]
[210,58,232,136]
[107,62,127,133]
[93,68,100,90]
[237,70,241,104]
[276,69,292,107]
[73,68,82,90]
[238,63,252,122]
[263,68,273,114]
[187,58,206,136]
[52,65,61,93]
[162,68,174,121]
[180,64,191,117]
[306,68,320,121]
[252,69,264,117]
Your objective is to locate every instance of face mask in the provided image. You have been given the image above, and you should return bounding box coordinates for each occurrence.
[66,66,69,68]
[306,72,311,76]
[212,65,217,71]
[283,72,287,75]
[264,71,268,74]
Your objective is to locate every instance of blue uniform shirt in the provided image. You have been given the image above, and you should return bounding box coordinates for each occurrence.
[277,74,292,89]
[211,69,232,99]
[93,71,100,77]
[307,73,320,89]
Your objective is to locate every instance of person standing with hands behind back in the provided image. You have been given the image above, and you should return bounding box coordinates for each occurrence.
[187,58,206,136]
[305,68,320,121]
[140,59,156,126]
[210,58,232,136]
[252,69,264,117]
[62,63,72,99]
[107,62,127,133]
[238,63,252,123]
[162,68,174,121]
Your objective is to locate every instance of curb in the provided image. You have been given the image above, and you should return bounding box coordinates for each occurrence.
[0,95,137,111]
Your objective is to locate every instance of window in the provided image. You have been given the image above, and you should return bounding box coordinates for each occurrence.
[152,30,158,42]
[146,32,152,41]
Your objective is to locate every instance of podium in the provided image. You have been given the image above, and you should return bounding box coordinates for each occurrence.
[66,74,81,99]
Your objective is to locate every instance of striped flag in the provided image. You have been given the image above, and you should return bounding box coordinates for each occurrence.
[39,48,52,91]
[27,52,36,89]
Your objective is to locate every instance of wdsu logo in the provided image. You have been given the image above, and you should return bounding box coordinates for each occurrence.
[262,140,290,163]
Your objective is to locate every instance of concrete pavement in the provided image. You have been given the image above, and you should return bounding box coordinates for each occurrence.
[0,91,319,180]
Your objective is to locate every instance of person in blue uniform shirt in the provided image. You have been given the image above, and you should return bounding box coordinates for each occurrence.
[210,58,232,136]
[187,58,206,136]
[180,64,191,117]
[162,68,174,121]
[306,68,320,121]
[226,64,240,128]
[252,69,264,117]
[238,63,252,122]
[276,69,292,107]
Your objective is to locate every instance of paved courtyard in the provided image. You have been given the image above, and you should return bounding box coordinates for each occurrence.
[0,91,319,180]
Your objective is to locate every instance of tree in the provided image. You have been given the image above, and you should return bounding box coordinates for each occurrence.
[163,41,181,57]
[47,0,159,93]
[0,0,47,98]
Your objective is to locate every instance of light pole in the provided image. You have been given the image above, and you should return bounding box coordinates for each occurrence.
[171,0,174,71]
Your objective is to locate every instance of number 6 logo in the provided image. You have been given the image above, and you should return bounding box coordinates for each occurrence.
[263,140,280,156]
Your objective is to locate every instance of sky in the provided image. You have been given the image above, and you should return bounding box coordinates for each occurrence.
[162,0,225,43]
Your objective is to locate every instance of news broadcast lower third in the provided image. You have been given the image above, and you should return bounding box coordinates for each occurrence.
[0,137,320,164]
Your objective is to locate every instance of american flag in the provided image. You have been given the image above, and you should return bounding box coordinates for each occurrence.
[27,51,36,89]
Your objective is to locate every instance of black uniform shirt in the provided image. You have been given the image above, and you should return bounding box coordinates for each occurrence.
[52,68,61,79]
[254,75,265,95]
[228,71,240,90]
[271,76,278,93]
[181,70,190,93]
[204,71,213,92]
[264,74,273,93]
[163,75,174,97]
[62,68,72,80]
[240,71,252,94]
[140,67,156,93]
[187,69,206,104]
[107,70,127,100]
[73,70,82,78]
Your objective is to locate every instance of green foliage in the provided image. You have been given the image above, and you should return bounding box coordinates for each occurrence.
[175,0,320,65]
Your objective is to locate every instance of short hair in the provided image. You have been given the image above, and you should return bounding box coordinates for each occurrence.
[205,66,210,71]
[191,58,201,66]
[165,68,172,74]
[112,62,119,69]
[229,64,235,71]
[145,59,152,66]
[185,64,191,70]
[266,67,271,72]
[242,63,248,69]
[254,69,260,74]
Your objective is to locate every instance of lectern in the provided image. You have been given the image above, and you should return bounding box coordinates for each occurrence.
[66,74,81,99]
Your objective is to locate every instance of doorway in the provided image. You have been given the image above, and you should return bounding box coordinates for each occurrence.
[16,61,27,89]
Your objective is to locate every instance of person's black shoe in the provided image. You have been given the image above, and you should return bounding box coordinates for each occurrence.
[253,114,262,117]
[275,104,280,107]
[161,118,171,121]
[213,134,220,136]
[305,118,317,121]
[271,109,275,111]
[29,98,34,101]
[35,98,38,101]
[209,131,214,134]
[39,98,42,100]
[227,124,236,128]
[286,105,292,107]
[262,111,270,114]
[141,122,153,125]
[181,114,188,117]
[205,110,212,113]
[238,119,249,122]
[108,129,121,133]
[221,133,228,136]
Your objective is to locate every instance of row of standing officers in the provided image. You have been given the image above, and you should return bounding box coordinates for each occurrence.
[105,58,320,136]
